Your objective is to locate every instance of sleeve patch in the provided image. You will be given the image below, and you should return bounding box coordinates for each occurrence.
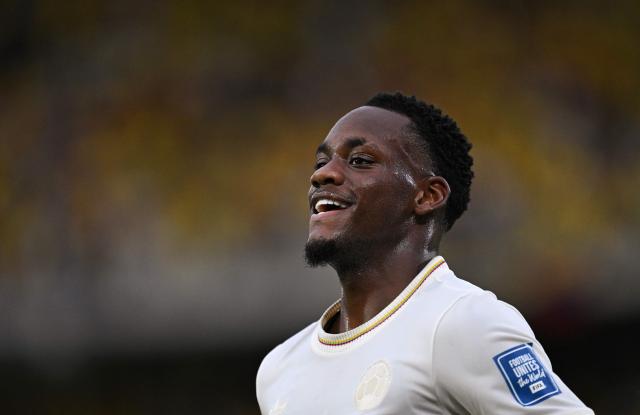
[493,344,561,406]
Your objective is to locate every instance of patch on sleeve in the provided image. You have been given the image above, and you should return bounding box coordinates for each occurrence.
[493,344,561,406]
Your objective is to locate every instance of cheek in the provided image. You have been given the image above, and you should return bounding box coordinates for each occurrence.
[355,176,415,218]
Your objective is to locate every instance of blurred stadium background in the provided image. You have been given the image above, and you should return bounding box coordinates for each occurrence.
[1,0,639,413]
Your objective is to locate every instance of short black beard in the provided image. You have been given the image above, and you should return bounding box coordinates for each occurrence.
[304,236,371,275]
[304,238,339,267]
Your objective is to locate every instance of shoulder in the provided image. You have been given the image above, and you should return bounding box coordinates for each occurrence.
[411,261,486,317]
[258,321,316,371]
[431,283,594,413]
[422,260,531,341]
[436,288,534,344]
[256,321,316,393]
[433,288,537,379]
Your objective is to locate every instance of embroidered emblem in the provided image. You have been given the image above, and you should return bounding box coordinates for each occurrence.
[355,361,392,411]
[269,398,287,415]
[493,344,561,406]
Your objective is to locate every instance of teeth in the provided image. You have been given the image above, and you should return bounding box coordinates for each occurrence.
[314,198,347,213]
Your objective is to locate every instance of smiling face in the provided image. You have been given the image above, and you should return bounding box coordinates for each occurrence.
[306,106,433,266]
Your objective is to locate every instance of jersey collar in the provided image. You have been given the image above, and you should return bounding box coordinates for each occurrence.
[315,256,448,351]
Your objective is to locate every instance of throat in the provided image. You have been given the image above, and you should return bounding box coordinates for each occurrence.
[334,254,438,332]
[323,310,342,334]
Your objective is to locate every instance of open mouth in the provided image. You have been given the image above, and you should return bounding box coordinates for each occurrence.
[313,198,349,214]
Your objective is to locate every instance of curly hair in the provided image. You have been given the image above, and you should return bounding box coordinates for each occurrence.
[365,92,474,231]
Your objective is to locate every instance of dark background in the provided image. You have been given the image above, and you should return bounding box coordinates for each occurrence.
[1,1,639,413]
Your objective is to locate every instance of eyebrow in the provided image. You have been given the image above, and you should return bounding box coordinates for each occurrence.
[315,137,367,155]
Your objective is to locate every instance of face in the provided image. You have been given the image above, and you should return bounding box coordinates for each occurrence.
[307,106,429,252]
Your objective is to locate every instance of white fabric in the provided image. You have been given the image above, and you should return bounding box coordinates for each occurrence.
[256,256,594,414]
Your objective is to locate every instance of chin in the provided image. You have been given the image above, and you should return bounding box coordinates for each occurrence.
[304,237,338,268]
[304,232,371,274]
[307,227,342,244]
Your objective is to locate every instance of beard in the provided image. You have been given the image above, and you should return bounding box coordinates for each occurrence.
[304,238,340,267]
[304,234,372,274]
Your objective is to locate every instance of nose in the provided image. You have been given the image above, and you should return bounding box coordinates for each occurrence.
[310,157,345,188]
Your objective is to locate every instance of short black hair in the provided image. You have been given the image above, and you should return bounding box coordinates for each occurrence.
[365,92,474,231]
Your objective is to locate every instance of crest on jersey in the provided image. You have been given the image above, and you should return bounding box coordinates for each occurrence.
[355,360,392,410]
[493,344,561,406]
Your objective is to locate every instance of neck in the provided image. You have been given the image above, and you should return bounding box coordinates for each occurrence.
[330,234,437,333]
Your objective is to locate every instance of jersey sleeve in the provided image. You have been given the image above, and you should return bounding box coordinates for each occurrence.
[432,292,594,414]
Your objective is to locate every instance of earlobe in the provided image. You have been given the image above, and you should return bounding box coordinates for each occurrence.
[414,176,450,216]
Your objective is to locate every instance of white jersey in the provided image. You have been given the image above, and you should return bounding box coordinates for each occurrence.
[256,256,594,414]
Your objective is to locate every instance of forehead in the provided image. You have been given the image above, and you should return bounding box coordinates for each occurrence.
[320,106,412,152]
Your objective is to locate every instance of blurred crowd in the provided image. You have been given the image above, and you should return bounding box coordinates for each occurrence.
[1,1,638,413]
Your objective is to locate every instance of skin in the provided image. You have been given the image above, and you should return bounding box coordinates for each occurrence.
[308,106,451,333]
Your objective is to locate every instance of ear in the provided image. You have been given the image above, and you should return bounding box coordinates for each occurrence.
[414,176,450,216]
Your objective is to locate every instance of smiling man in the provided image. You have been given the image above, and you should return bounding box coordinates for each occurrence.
[256,92,593,414]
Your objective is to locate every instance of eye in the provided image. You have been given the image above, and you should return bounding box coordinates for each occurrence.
[314,159,328,170]
[349,155,373,166]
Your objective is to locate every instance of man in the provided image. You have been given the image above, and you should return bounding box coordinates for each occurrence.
[256,92,594,414]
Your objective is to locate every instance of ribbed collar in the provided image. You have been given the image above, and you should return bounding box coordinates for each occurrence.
[313,256,448,353]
